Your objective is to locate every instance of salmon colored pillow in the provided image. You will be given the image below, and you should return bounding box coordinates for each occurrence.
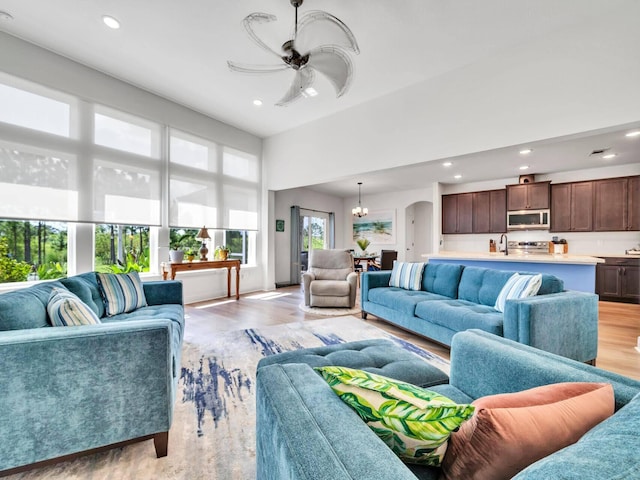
[439,382,614,480]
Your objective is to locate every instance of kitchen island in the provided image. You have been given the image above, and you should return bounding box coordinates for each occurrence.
[422,251,604,293]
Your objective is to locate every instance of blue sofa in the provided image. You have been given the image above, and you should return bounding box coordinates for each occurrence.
[256,329,640,480]
[0,272,184,475]
[361,263,598,363]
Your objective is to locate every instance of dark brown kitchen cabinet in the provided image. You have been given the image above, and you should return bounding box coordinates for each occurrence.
[550,181,593,232]
[594,177,628,231]
[442,193,473,234]
[594,175,640,231]
[473,189,506,233]
[596,257,640,304]
[507,182,550,210]
[629,176,640,230]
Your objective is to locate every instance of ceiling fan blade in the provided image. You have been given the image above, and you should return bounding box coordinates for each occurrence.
[227,61,290,74]
[242,13,285,59]
[307,47,353,97]
[276,68,316,107]
[294,11,360,55]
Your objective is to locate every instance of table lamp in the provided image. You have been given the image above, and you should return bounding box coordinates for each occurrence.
[196,226,211,261]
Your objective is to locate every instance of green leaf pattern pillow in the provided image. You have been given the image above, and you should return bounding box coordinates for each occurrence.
[316,366,475,466]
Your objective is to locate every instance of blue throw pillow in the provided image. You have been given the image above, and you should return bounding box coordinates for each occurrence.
[47,287,101,326]
[96,271,147,316]
[494,273,542,312]
[389,261,425,291]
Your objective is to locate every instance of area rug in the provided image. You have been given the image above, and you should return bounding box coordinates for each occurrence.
[8,316,448,480]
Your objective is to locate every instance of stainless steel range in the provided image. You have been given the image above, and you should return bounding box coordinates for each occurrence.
[507,240,549,255]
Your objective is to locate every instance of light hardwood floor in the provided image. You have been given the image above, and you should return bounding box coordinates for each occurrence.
[187,286,640,380]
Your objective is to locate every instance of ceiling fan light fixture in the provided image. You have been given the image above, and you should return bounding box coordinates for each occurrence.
[228,0,359,106]
[302,87,318,97]
[102,15,120,29]
[352,182,368,217]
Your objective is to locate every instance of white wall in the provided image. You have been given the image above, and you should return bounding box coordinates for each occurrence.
[343,187,435,260]
[273,187,346,285]
[263,5,640,192]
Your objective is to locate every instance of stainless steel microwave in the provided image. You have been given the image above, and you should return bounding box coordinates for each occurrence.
[507,209,550,230]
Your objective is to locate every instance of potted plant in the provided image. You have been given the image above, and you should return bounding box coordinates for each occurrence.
[215,245,230,260]
[185,248,197,262]
[169,244,184,263]
[356,237,371,255]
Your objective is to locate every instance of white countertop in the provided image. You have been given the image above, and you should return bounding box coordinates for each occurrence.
[423,251,605,265]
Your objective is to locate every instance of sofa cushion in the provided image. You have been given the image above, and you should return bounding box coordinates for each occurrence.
[310,279,350,296]
[47,287,101,326]
[513,392,640,480]
[0,281,64,331]
[368,287,451,316]
[415,300,503,337]
[390,262,425,291]
[494,273,542,312]
[60,273,105,318]
[440,382,615,480]
[422,263,464,298]
[457,267,515,306]
[96,272,147,316]
[316,366,474,466]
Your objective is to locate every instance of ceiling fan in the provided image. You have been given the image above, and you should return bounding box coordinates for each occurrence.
[227,0,360,106]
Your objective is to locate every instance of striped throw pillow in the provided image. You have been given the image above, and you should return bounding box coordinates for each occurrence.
[96,271,147,316]
[494,273,542,312]
[389,261,425,291]
[47,287,101,326]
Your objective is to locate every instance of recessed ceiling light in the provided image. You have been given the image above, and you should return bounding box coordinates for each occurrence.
[253,99,263,106]
[0,11,14,21]
[519,148,532,155]
[454,174,462,179]
[602,153,617,159]
[625,130,640,137]
[519,165,529,170]
[102,15,120,29]
[442,162,452,167]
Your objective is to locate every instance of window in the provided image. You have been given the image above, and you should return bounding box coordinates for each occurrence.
[94,107,160,158]
[0,219,68,283]
[0,73,261,284]
[95,224,150,273]
[0,76,72,137]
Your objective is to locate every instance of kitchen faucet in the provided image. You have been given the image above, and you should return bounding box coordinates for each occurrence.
[499,233,508,256]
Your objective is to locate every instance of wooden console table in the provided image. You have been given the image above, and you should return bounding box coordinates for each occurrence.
[162,259,241,300]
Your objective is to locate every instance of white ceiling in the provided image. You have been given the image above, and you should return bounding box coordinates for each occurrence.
[0,0,639,196]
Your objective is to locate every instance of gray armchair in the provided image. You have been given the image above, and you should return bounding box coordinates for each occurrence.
[302,249,358,308]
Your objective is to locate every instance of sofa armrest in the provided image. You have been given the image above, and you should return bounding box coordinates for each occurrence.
[301,272,315,306]
[502,291,598,363]
[0,321,175,471]
[143,280,183,306]
[449,329,640,411]
[256,363,419,480]
[360,271,392,303]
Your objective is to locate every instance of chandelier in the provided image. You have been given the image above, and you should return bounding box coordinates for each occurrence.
[352,182,368,217]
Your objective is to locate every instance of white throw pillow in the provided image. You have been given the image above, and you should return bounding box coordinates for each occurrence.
[494,273,542,312]
[389,261,425,291]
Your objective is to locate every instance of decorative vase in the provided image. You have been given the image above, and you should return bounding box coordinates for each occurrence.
[186,254,196,262]
[220,250,229,261]
[169,250,184,263]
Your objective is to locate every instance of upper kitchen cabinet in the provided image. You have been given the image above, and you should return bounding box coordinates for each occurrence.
[442,193,473,234]
[550,182,593,232]
[507,182,550,210]
[629,176,640,231]
[593,175,640,232]
[473,189,507,233]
